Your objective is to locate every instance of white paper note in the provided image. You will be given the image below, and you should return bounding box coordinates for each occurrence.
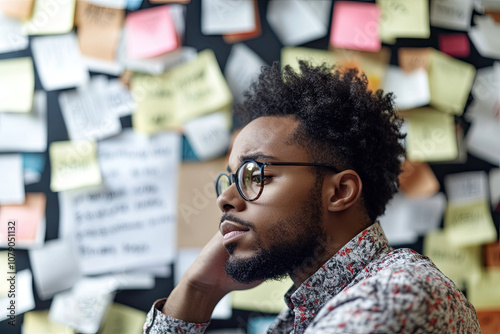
[445,171,489,203]
[201,0,255,35]
[0,269,35,321]
[0,13,28,53]
[379,194,421,245]
[267,0,332,46]
[430,0,474,31]
[0,91,47,152]
[466,117,500,165]
[28,238,82,300]
[383,66,430,110]
[59,130,181,274]
[224,43,266,103]
[106,79,136,118]
[0,154,25,205]
[469,15,500,60]
[31,33,89,91]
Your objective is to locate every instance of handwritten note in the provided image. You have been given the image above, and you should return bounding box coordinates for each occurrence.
[0,193,46,249]
[202,0,255,35]
[23,310,75,334]
[132,49,233,134]
[76,1,124,61]
[0,13,29,53]
[31,33,89,91]
[23,0,76,35]
[398,47,431,73]
[0,57,34,113]
[382,66,430,110]
[126,5,179,59]
[49,140,102,192]
[0,0,34,19]
[58,130,181,274]
[378,0,429,43]
[330,1,380,52]
[405,108,458,162]
[0,154,25,204]
[267,0,331,46]
[430,0,474,31]
[0,91,47,152]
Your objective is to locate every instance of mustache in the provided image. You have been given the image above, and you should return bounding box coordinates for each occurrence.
[220,213,254,229]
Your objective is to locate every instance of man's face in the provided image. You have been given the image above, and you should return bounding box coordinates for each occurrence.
[217,116,328,283]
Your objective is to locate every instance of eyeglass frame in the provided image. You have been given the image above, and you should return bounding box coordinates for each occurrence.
[215,159,342,202]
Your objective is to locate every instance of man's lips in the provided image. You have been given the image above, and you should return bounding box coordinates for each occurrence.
[220,221,249,242]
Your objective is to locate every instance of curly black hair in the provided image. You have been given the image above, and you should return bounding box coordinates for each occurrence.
[236,61,405,221]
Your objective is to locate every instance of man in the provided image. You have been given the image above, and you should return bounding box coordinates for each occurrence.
[144,62,480,333]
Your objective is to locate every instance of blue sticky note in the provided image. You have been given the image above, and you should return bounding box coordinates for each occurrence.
[127,0,143,11]
[22,153,45,173]
[182,136,199,161]
[248,317,276,334]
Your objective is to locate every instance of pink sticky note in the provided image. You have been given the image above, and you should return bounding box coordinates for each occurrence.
[0,193,46,243]
[330,1,380,52]
[439,34,470,58]
[126,5,179,59]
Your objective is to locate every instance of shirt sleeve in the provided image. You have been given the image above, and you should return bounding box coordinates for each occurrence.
[143,298,210,334]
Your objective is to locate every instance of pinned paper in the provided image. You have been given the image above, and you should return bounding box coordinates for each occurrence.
[423,230,482,289]
[223,0,261,43]
[184,112,231,161]
[232,278,292,314]
[31,33,89,91]
[0,57,34,113]
[58,130,181,274]
[0,13,29,53]
[428,49,476,115]
[399,159,440,198]
[76,1,124,61]
[477,310,500,334]
[0,0,34,19]
[49,140,102,192]
[490,169,500,210]
[202,0,255,35]
[468,269,500,310]
[126,5,179,59]
[106,79,136,118]
[430,0,474,31]
[23,310,75,334]
[29,238,81,300]
[485,241,500,268]
[404,108,458,162]
[267,0,331,46]
[398,47,431,73]
[132,49,233,134]
[23,0,76,35]
[0,269,35,321]
[0,193,46,249]
[379,194,419,245]
[99,303,147,334]
[439,33,470,58]
[382,66,430,110]
[469,15,500,60]
[0,154,25,204]
[224,43,266,103]
[0,91,47,152]
[466,118,500,165]
[330,1,380,52]
[377,0,429,43]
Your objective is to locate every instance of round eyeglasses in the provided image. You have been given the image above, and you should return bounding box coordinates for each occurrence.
[215,159,341,201]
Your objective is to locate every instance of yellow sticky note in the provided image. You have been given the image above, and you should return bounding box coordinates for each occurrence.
[423,230,482,290]
[444,200,497,247]
[428,49,476,115]
[468,269,500,311]
[133,49,233,134]
[0,57,34,113]
[232,278,292,314]
[23,0,76,35]
[23,310,75,334]
[378,0,430,43]
[99,303,146,334]
[405,108,458,162]
[49,140,102,192]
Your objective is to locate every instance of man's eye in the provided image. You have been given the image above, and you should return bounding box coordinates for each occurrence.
[251,174,262,185]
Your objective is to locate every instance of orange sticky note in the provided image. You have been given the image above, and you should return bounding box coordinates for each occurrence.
[398,47,431,73]
[126,5,179,59]
[485,241,500,268]
[439,33,469,58]
[477,310,500,334]
[0,0,34,20]
[399,159,440,198]
[330,1,380,52]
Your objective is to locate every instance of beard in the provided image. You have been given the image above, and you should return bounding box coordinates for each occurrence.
[224,183,327,284]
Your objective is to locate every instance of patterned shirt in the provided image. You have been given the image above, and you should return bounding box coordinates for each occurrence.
[143,222,481,334]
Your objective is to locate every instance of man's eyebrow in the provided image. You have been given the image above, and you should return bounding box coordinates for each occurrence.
[226,153,277,172]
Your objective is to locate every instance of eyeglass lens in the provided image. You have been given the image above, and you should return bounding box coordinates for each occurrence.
[238,161,262,200]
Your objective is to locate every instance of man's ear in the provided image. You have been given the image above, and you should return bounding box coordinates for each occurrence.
[324,170,363,212]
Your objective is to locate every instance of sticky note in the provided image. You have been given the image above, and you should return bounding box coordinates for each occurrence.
[23,153,46,185]
[378,0,429,42]
[398,47,431,73]
[399,160,440,198]
[423,230,482,290]
[0,13,29,53]
[405,108,458,162]
[99,303,147,334]
[49,140,102,192]
[127,0,143,11]
[0,269,35,321]
[330,1,380,52]
[202,0,256,35]
[184,112,231,161]
[468,269,500,311]
[477,310,500,334]
[430,0,474,31]
[0,0,34,19]
[444,171,488,203]
[23,0,76,35]
[126,5,179,59]
[466,117,500,166]
[223,0,261,43]
[485,241,500,268]
[76,1,125,61]
[0,57,34,113]
[428,49,476,115]
[23,310,75,334]
[232,278,292,314]
[379,194,419,245]
[469,15,500,60]
[0,154,25,204]
[439,33,470,58]
[0,193,46,249]
[382,66,430,110]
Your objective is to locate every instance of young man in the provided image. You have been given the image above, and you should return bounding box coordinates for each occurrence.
[143,62,480,333]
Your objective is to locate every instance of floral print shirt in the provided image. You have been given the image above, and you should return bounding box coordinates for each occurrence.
[143,222,481,334]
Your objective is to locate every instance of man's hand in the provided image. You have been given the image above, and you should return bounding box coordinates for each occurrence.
[162,232,262,323]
